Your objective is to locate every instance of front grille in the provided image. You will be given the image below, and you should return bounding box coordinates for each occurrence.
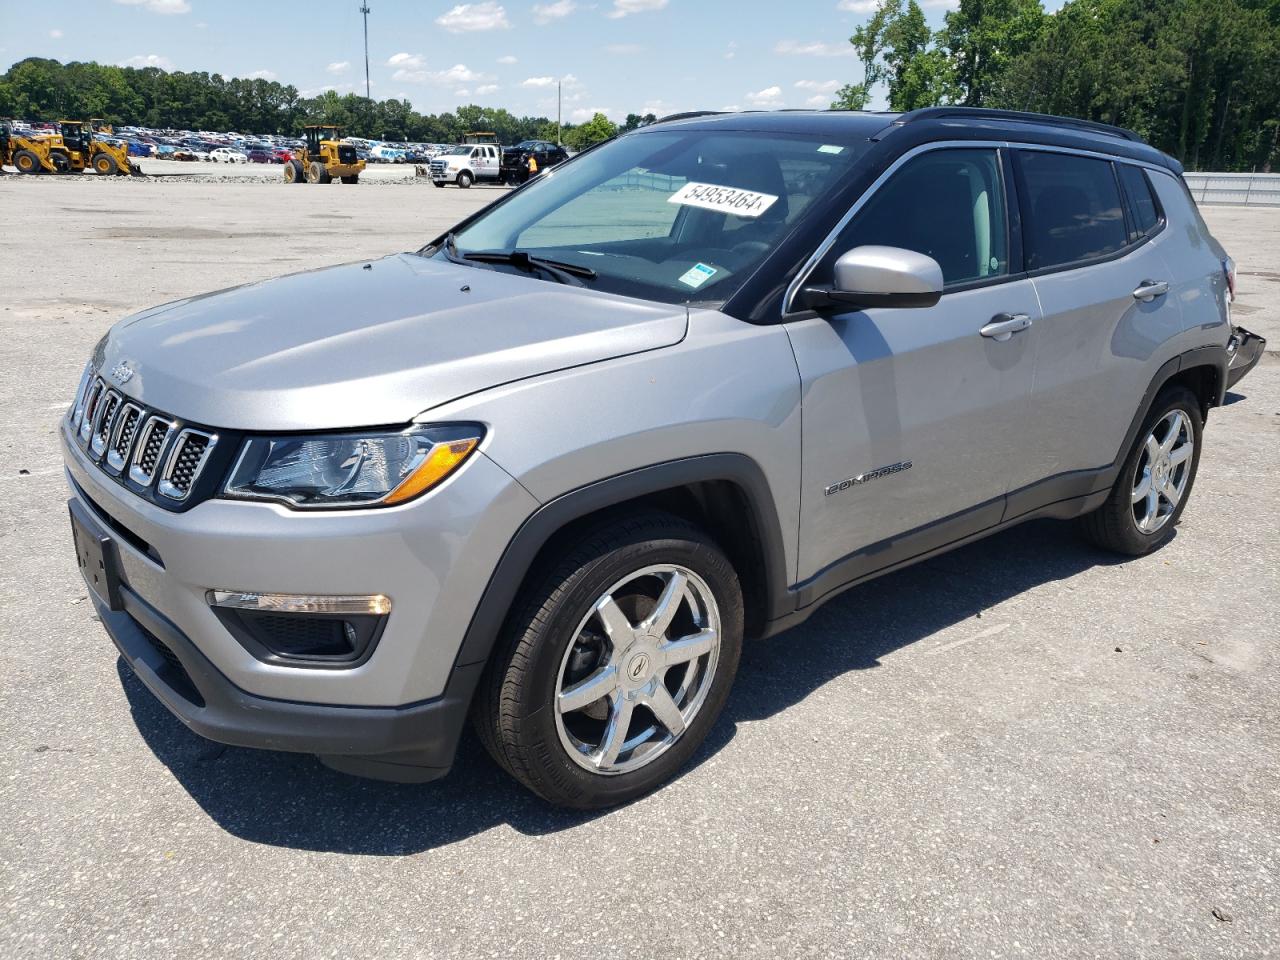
[106,404,142,472]
[158,429,216,501]
[430,160,447,177]
[69,373,223,511]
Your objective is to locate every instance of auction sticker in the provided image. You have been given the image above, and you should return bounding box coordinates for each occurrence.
[669,181,779,219]
[678,263,718,288]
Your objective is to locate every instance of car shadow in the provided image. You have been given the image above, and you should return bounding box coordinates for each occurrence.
[119,518,1133,855]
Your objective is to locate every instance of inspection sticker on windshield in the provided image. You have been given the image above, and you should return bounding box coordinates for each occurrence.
[678,263,718,288]
[668,182,779,219]
[817,144,845,155]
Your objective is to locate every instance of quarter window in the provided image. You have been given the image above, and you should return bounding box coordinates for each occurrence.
[1117,164,1161,242]
[826,149,1009,287]
[1017,151,1127,270]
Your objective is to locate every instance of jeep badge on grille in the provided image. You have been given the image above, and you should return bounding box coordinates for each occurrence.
[109,360,134,385]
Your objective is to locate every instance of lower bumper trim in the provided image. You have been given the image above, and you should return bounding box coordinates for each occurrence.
[98,584,480,780]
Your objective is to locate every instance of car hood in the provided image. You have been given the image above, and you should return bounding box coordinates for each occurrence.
[99,253,687,431]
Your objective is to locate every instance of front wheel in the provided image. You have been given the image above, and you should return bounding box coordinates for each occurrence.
[1078,385,1202,555]
[14,149,41,174]
[475,512,743,809]
[456,170,473,189]
[340,174,359,184]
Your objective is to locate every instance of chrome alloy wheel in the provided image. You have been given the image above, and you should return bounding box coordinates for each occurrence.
[554,564,722,776]
[1132,409,1194,534]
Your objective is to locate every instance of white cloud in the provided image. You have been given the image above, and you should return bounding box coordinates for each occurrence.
[724,41,737,60]
[922,0,959,7]
[114,0,190,14]
[195,21,207,28]
[435,3,510,32]
[522,73,582,88]
[497,54,517,64]
[720,104,741,113]
[775,39,855,57]
[606,0,667,18]
[455,88,471,97]
[246,69,277,80]
[120,53,175,70]
[837,0,878,11]
[746,85,785,108]
[50,29,63,39]
[387,52,424,68]
[533,0,576,24]
[795,79,840,94]
[805,94,830,107]
[326,61,350,75]
[570,107,618,122]
[476,83,500,95]
[394,62,492,85]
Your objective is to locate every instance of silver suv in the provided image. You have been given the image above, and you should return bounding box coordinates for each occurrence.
[63,108,1265,808]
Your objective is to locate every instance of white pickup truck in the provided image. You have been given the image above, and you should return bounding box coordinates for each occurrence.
[428,143,502,188]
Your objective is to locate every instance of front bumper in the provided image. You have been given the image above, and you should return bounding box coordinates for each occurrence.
[1226,325,1266,388]
[93,562,481,781]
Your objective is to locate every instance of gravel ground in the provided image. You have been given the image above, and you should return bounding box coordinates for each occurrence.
[0,177,1276,960]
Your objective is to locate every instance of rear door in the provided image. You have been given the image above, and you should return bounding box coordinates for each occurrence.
[1007,149,1184,495]
[787,146,1041,586]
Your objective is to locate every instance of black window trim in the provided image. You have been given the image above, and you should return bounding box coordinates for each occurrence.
[1009,147,1168,281]
[1115,161,1167,245]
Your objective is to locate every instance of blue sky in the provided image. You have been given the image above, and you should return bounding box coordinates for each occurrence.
[1,0,1066,120]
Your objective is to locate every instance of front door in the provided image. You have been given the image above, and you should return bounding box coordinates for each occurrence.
[787,147,1039,589]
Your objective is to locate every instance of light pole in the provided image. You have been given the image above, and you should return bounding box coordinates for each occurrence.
[557,80,561,146]
[359,3,371,100]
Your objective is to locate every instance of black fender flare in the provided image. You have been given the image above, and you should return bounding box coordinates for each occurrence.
[450,453,791,672]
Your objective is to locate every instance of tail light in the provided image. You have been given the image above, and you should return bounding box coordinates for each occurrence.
[1223,257,1236,302]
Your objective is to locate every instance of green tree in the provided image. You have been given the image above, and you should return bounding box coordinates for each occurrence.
[564,112,617,150]
[943,0,1047,106]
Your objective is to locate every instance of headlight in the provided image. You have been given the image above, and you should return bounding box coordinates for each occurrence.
[224,424,482,509]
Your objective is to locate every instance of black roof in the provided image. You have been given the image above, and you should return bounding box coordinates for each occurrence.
[640,107,1181,174]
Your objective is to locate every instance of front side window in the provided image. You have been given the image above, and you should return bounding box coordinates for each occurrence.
[440,130,866,304]
[1017,151,1127,270]
[822,148,1009,287]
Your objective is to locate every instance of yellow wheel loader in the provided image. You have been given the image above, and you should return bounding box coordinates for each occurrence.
[6,125,73,173]
[61,120,139,175]
[284,125,365,184]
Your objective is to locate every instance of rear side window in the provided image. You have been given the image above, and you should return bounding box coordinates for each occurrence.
[830,148,1009,286]
[1016,151,1127,271]
[1117,164,1161,241]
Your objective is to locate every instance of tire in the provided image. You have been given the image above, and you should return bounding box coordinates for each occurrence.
[456,170,473,189]
[474,511,744,809]
[1078,385,1203,555]
[432,180,445,188]
[93,154,118,176]
[14,150,41,174]
[306,160,327,184]
[284,159,304,183]
[340,174,359,184]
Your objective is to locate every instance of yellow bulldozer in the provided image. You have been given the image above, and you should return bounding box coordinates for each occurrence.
[284,125,364,184]
[3,120,137,175]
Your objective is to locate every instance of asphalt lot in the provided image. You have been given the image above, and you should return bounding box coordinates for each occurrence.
[0,176,1277,959]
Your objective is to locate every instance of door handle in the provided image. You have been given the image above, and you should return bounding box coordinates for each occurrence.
[980,313,1032,341]
[1133,280,1170,302]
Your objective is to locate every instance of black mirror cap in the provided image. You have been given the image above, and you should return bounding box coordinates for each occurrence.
[800,284,942,312]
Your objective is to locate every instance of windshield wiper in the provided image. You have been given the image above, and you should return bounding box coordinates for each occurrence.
[462,249,597,286]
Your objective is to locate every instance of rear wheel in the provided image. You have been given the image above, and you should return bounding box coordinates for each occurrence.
[1079,385,1202,555]
[456,170,473,189]
[306,160,328,184]
[14,150,40,174]
[341,174,359,184]
[93,154,118,176]
[284,159,304,183]
[474,511,743,809]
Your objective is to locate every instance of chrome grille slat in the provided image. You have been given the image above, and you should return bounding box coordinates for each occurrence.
[89,390,122,458]
[128,415,175,487]
[78,379,105,442]
[158,428,218,501]
[69,363,94,430]
[105,403,143,472]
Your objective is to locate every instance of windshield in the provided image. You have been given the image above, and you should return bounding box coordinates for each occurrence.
[440,129,865,305]
[446,145,471,156]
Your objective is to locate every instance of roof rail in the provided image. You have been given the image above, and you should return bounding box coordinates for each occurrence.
[891,107,1142,143]
[652,111,725,125]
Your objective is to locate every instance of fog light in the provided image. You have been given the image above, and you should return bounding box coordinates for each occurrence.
[207,591,390,667]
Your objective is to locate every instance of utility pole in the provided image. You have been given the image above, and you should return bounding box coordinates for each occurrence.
[556,80,561,146]
[360,3,372,100]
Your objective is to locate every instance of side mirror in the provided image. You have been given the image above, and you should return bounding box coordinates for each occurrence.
[802,245,944,311]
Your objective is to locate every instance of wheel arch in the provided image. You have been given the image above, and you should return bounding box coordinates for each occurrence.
[450,454,791,676]
[1112,344,1228,472]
